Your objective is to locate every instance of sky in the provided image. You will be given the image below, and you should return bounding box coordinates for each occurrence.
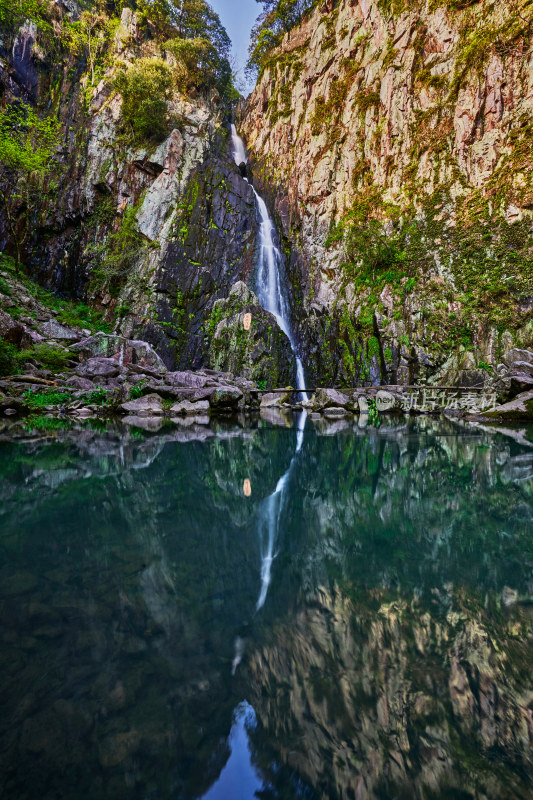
[209,0,261,94]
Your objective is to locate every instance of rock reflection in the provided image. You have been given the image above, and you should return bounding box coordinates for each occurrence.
[0,417,531,799]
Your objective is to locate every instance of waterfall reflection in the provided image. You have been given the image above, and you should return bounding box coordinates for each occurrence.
[256,412,306,611]
[0,417,532,799]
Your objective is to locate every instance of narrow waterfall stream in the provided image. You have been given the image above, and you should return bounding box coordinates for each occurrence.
[230,124,308,613]
[230,125,308,401]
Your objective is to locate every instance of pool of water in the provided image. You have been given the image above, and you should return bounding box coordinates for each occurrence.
[0,414,532,799]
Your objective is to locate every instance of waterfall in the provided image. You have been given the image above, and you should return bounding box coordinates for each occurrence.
[230,125,308,401]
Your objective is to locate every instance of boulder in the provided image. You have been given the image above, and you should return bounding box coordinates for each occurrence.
[70,333,166,372]
[40,320,79,341]
[503,348,533,367]
[323,406,351,418]
[376,390,403,411]
[64,376,96,391]
[312,388,352,411]
[479,390,533,421]
[509,372,533,394]
[509,360,533,378]
[119,393,164,416]
[0,309,25,344]
[170,400,210,415]
[260,390,292,408]
[208,387,243,410]
[166,371,208,389]
[207,282,296,389]
[75,358,122,379]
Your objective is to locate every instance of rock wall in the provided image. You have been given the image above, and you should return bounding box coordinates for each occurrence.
[0,6,292,385]
[241,0,533,387]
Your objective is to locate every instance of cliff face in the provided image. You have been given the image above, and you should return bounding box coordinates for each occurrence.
[0,5,293,385]
[241,0,533,387]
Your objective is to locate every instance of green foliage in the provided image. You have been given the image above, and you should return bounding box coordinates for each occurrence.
[165,35,231,95]
[353,89,380,115]
[248,0,319,77]
[114,57,173,140]
[88,202,147,291]
[0,0,50,33]
[478,361,493,373]
[129,382,146,400]
[450,2,533,95]
[64,10,108,86]
[134,0,233,96]
[0,102,62,266]
[344,218,408,283]
[22,388,72,408]
[0,102,60,177]
[367,398,380,426]
[205,302,224,336]
[18,344,71,372]
[83,387,110,405]
[23,415,73,432]
[0,340,18,376]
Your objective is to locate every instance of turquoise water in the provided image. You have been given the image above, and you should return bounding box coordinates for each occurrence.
[0,414,532,799]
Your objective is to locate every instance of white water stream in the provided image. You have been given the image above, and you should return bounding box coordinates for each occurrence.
[230,125,309,613]
[230,125,308,401]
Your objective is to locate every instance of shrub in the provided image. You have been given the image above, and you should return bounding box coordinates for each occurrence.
[165,36,225,93]
[83,387,109,405]
[87,202,146,290]
[114,57,173,140]
[0,340,18,376]
[129,382,145,400]
[18,343,71,372]
[22,388,72,408]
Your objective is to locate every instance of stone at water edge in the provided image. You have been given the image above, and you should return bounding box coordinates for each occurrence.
[119,394,164,417]
[479,390,533,421]
[312,388,352,411]
[170,400,210,416]
[208,387,243,409]
[323,407,352,418]
[260,390,293,409]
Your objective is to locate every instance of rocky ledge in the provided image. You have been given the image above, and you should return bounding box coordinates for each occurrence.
[0,330,266,421]
[2,335,533,422]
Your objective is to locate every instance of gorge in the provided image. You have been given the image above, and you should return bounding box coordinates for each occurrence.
[1,1,533,799]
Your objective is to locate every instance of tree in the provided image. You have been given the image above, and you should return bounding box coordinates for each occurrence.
[0,102,61,269]
[114,57,174,140]
[248,0,318,77]
[0,0,49,33]
[66,11,106,87]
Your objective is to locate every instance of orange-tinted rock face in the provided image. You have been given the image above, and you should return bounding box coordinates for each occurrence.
[241,0,533,386]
